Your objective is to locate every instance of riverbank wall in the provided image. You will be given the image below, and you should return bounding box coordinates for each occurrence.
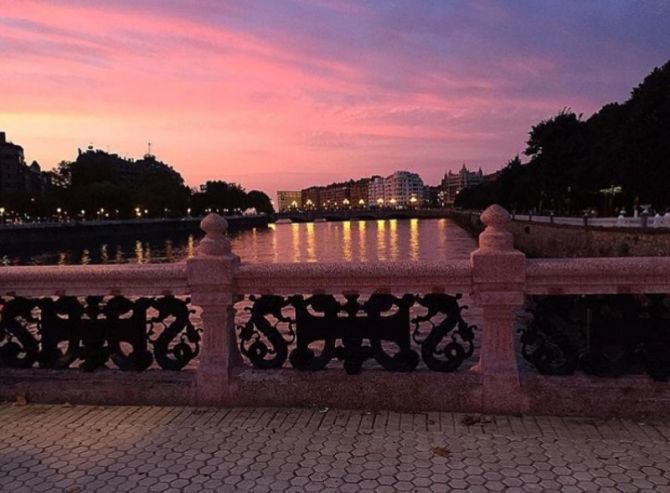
[0,215,269,245]
[451,210,670,257]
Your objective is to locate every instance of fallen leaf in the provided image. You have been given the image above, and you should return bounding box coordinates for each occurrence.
[461,414,480,426]
[318,407,329,414]
[15,391,27,406]
[432,446,450,458]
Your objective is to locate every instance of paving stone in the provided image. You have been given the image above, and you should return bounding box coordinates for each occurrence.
[1,403,670,492]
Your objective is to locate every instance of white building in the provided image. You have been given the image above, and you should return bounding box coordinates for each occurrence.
[367,176,385,207]
[382,171,425,208]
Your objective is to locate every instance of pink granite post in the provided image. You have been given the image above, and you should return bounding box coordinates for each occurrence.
[187,213,240,406]
[470,204,528,414]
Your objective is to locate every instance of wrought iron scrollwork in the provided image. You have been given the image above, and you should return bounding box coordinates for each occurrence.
[238,294,294,369]
[521,294,670,381]
[412,294,476,372]
[235,293,477,374]
[0,295,199,371]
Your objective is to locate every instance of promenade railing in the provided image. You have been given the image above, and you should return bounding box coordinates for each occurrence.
[1,205,669,416]
[511,212,670,229]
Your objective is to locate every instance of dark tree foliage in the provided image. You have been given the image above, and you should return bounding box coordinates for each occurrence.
[190,181,273,215]
[24,152,274,219]
[456,60,670,213]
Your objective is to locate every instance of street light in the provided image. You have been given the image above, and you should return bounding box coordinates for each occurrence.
[358,198,365,208]
[599,185,623,216]
[410,196,418,208]
[376,198,384,207]
[342,198,350,208]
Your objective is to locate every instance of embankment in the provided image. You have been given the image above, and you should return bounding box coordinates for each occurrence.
[451,211,670,257]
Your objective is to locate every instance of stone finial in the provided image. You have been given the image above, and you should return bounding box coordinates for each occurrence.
[480,204,511,228]
[197,213,232,256]
[478,204,514,251]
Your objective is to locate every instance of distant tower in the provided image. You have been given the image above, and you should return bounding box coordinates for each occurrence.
[145,141,154,159]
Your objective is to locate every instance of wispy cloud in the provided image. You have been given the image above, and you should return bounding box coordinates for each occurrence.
[1,0,668,197]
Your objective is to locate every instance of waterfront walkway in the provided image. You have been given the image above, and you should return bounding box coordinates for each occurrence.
[1,404,670,492]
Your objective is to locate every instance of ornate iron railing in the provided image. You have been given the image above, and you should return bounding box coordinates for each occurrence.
[0,295,200,371]
[520,294,670,381]
[235,293,477,374]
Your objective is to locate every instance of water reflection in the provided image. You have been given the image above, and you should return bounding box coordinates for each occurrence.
[342,221,352,262]
[358,220,367,262]
[376,220,387,261]
[306,222,316,262]
[1,219,476,266]
[101,244,109,263]
[389,219,398,261]
[409,218,419,261]
[291,223,301,262]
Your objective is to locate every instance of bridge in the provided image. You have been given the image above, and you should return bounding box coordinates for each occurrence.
[272,208,452,222]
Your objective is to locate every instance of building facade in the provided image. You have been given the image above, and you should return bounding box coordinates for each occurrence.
[277,191,302,212]
[383,171,425,208]
[0,131,49,196]
[298,171,429,210]
[441,164,484,205]
[367,176,385,207]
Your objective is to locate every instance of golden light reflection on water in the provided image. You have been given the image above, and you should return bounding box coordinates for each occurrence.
[8,218,476,266]
[291,223,301,262]
[409,218,419,261]
[358,220,367,262]
[306,222,316,262]
[135,240,144,263]
[389,219,398,261]
[376,219,386,261]
[187,235,195,258]
[269,223,278,262]
[342,221,352,262]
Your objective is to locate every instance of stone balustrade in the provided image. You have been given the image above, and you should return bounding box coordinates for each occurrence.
[1,204,669,417]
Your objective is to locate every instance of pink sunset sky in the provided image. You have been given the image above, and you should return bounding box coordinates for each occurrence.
[1,0,669,198]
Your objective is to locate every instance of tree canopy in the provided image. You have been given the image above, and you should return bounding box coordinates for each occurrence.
[456,60,670,214]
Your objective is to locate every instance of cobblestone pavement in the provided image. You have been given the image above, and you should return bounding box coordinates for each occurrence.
[1,404,670,493]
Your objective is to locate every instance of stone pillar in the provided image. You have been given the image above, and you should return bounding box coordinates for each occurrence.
[470,204,527,414]
[187,213,240,406]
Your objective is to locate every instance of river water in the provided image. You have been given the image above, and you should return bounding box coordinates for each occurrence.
[0,218,476,266]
